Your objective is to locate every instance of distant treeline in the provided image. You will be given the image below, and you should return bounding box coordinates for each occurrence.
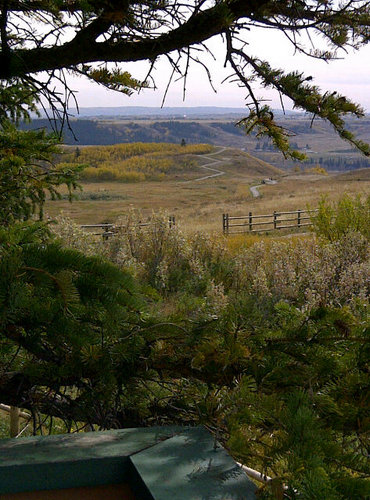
[20,119,224,145]
[306,156,370,171]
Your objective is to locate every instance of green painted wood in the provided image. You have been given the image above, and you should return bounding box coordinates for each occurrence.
[1,458,129,494]
[0,427,179,495]
[131,427,257,500]
[0,426,256,499]
[0,427,180,467]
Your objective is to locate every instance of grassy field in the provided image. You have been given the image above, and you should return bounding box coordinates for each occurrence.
[46,145,369,233]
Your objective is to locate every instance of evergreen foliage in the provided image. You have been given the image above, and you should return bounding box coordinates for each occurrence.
[306,155,370,171]
[0,78,83,223]
[0,222,146,427]
[226,302,369,499]
[0,123,83,224]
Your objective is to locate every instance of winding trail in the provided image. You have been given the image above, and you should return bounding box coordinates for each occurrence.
[184,147,279,197]
[250,179,277,198]
[185,147,229,182]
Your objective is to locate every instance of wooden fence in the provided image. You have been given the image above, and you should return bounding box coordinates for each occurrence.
[222,209,318,234]
[0,404,31,438]
[81,216,176,240]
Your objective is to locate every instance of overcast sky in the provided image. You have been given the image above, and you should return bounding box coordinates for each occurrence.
[65,27,370,112]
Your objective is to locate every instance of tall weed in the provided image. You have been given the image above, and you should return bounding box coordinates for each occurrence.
[52,210,368,314]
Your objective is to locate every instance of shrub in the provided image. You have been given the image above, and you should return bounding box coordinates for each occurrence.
[50,214,107,257]
[233,233,369,310]
[52,213,368,317]
[106,210,191,290]
[312,194,370,241]
[305,165,328,175]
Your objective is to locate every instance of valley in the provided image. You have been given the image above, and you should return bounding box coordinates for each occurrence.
[23,110,370,174]
[47,145,369,233]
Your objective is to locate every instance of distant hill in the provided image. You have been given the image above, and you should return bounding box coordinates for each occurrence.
[36,106,296,119]
[222,149,283,178]
[21,116,370,171]
[21,118,246,146]
[334,168,370,182]
[58,143,283,183]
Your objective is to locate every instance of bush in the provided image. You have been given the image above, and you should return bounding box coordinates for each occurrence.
[52,213,368,316]
[233,233,369,310]
[304,165,328,175]
[312,194,370,241]
[51,214,107,256]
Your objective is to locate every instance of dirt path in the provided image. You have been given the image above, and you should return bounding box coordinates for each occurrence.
[185,147,229,182]
[186,148,279,194]
[250,179,278,198]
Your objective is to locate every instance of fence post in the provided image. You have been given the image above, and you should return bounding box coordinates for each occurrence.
[297,209,301,228]
[273,211,277,230]
[103,224,110,241]
[10,406,20,438]
[249,212,253,232]
[223,214,229,234]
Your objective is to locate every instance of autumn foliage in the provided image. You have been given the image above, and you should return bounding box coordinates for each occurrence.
[60,142,214,182]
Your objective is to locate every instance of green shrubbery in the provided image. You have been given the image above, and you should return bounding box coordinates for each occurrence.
[48,200,369,498]
[0,124,82,224]
[2,193,368,499]
[312,194,370,241]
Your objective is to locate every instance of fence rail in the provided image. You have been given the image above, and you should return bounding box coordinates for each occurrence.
[223,209,318,234]
[81,216,176,239]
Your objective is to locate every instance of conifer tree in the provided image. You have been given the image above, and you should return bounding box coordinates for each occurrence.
[0,86,147,430]
[0,80,84,225]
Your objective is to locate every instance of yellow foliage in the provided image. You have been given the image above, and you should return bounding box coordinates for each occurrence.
[64,142,213,165]
[305,166,328,175]
[226,233,311,254]
[82,167,145,182]
[62,142,214,183]
[226,234,272,253]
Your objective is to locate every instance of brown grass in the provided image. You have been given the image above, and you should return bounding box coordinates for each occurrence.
[45,149,369,234]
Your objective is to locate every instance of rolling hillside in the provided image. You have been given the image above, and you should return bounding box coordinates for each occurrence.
[60,143,282,183]
[22,114,370,172]
[60,142,215,182]
[46,145,284,225]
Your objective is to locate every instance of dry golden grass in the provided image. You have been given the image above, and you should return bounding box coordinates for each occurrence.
[252,170,369,214]
[45,148,369,234]
[226,232,315,254]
